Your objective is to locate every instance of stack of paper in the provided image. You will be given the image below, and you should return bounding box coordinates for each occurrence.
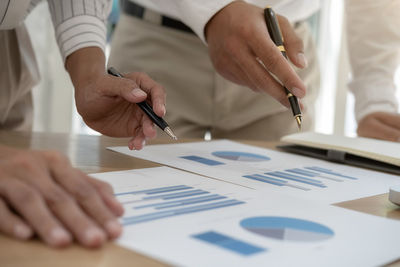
[93,166,400,267]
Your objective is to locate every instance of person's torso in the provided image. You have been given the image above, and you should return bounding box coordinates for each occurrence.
[132,0,321,22]
[0,0,41,30]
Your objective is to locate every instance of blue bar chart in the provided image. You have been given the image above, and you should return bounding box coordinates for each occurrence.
[180,155,225,166]
[211,151,270,162]
[118,185,245,225]
[192,231,266,256]
[243,166,358,191]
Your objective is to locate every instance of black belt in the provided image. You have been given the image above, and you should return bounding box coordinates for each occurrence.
[121,0,195,35]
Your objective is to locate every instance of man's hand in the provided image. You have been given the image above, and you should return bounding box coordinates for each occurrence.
[205,1,307,107]
[0,145,124,248]
[66,47,166,150]
[357,112,400,142]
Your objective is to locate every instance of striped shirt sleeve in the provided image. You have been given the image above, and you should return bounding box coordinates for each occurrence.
[46,0,112,61]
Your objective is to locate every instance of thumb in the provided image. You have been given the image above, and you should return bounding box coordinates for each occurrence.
[108,76,148,103]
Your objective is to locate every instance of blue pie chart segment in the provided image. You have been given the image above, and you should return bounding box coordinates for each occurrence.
[212,151,270,162]
[240,217,334,242]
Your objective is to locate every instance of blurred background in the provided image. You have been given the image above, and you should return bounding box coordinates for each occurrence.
[26,0,400,138]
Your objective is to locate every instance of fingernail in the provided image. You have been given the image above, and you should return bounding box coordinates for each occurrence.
[142,140,146,147]
[297,53,308,68]
[84,228,105,245]
[105,220,122,239]
[49,227,71,246]
[131,88,147,98]
[14,224,32,240]
[161,105,166,116]
[291,87,304,98]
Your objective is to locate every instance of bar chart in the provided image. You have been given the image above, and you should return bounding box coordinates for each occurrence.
[212,151,270,162]
[117,185,246,225]
[180,155,225,166]
[192,231,266,256]
[243,166,358,191]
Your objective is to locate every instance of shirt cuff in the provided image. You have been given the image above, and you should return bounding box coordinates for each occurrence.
[179,0,236,43]
[55,15,107,62]
[349,80,399,122]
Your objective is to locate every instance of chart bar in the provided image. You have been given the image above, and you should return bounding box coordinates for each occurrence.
[133,194,224,209]
[243,174,310,191]
[180,155,225,166]
[115,185,192,196]
[243,174,286,186]
[286,168,343,182]
[305,166,358,180]
[266,172,327,188]
[142,189,209,200]
[286,168,319,177]
[155,195,227,210]
[192,231,266,256]
[123,199,245,225]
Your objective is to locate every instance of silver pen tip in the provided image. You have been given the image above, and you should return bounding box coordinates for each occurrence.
[164,127,178,140]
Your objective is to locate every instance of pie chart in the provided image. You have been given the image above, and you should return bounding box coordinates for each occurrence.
[240,216,334,242]
[212,151,270,162]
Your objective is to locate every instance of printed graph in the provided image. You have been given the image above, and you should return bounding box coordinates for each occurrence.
[192,231,266,256]
[116,185,245,225]
[243,166,358,191]
[180,155,225,166]
[240,217,334,242]
[212,151,270,162]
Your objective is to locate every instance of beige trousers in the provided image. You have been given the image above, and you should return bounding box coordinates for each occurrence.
[109,12,319,141]
[0,24,38,131]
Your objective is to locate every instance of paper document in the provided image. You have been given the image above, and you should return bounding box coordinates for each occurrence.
[92,167,400,267]
[109,140,400,204]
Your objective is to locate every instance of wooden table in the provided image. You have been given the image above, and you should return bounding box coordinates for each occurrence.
[1,131,400,267]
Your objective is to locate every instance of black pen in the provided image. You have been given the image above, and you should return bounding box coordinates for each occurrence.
[264,6,303,130]
[107,67,178,140]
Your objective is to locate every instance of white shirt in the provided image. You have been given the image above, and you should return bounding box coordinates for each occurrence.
[0,0,111,61]
[345,0,400,122]
[132,0,320,42]
[132,0,399,123]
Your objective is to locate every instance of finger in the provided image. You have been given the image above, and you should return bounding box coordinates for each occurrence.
[48,161,121,241]
[43,152,117,244]
[129,113,153,150]
[232,45,290,107]
[217,52,256,88]
[43,182,108,246]
[250,25,306,98]
[130,131,146,150]
[107,75,148,103]
[125,72,166,117]
[278,15,307,68]
[0,179,72,247]
[142,117,157,140]
[358,116,400,142]
[86,177,124,217]
[0,198,33,240]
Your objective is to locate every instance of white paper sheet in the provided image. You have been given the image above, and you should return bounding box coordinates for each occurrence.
[109,140,400,204]
[92,167,400,267]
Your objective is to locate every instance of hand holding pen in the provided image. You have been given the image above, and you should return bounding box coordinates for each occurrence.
[205,2,307,111]
[264,7,304,129]
[108,68,177,143]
